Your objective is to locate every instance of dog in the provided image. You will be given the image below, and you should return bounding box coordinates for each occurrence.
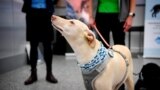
[51,15,134,90]
[151,4,160,17]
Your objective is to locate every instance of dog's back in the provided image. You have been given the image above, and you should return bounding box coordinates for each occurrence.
[94,45,134,90]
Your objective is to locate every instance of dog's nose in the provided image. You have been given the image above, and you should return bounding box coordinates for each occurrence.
[51,15,56,20]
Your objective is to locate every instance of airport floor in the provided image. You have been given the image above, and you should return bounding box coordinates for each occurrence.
[0,54,160,90]
[0,55,86,90]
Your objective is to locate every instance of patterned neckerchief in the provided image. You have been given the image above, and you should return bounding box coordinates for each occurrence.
[79,43,113,74]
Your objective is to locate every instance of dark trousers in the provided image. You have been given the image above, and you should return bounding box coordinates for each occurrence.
[95,13,125,46]
[26,10,53,42]
[30,41,53,72]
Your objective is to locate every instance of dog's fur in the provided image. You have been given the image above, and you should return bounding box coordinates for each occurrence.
[51,15,134,90]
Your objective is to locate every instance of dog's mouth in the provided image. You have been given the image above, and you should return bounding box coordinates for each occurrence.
[52,23,63,32]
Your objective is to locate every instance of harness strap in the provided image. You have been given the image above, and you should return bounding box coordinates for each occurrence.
[81,45,113,90]
[112,48,129,90]
[82,59,108,90]
[81,46,129,90]
[92,59,109,90]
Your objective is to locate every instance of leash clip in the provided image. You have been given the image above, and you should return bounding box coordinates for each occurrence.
[108,49,114,58]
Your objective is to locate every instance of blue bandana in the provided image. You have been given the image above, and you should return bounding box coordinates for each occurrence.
[79,43,113,74]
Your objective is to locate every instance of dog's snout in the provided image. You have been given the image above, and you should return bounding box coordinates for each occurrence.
[51,15,56,20]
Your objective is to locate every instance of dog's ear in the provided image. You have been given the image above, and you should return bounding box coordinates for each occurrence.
[84,30,96,48]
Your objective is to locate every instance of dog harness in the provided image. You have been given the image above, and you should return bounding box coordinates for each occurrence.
[79,43,114,90]
[79,43,129,90]
[112,49,129,90]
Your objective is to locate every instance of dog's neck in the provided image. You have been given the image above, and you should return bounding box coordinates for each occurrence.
[67,39,101,64]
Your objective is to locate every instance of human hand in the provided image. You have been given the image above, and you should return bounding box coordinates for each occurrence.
[123,16,133,32]
[88,17,95,28]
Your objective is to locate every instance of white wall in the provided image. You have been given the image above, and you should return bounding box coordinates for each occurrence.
[133,5,145,27]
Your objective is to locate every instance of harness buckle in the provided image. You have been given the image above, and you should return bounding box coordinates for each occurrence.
[108,49,114,57]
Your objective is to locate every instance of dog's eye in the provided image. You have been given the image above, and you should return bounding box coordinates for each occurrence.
[70,21,74,24]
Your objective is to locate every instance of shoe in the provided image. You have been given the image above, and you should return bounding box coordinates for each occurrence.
[46,73,58,83]
[24,69,37,85]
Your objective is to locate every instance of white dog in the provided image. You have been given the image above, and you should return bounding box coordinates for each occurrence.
[51,15,134,90]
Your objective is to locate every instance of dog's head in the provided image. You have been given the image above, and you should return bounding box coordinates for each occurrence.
[51,15,96,48]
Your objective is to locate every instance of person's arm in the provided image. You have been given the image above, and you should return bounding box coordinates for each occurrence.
[88,0,93,19]
[129,0,136,14]
[87,0,95,27]
[123,0,136,32]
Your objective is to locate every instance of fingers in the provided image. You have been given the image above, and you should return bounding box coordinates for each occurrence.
[123,19,132,32]
[123,23,131,32]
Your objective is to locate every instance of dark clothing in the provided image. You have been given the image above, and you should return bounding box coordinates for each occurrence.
[95,13,125,45]
[119,0,130,22]
[30,41,53,72]
[22,0,55,14]
[22,0,58,85]
[22,0,55,70]
[26,11,53,42]
[95,0,133,46]
[22,0,54,42]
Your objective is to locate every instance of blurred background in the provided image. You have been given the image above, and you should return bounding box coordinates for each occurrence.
[0,0,159,90]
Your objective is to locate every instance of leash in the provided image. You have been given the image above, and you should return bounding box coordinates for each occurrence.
[91,24,111,49]
[91,24,129,89]
[92,24,139,77]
